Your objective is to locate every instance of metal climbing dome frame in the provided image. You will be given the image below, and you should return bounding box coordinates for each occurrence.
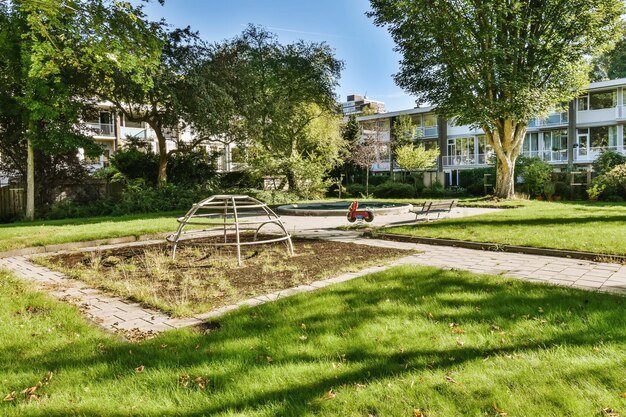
[167,195,294,265]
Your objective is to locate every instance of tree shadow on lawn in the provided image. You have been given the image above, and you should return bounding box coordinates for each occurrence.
[3,266,625,416]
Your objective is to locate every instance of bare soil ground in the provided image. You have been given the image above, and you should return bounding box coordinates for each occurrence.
[38,235,414,317]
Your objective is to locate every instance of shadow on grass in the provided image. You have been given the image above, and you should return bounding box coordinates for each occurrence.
[1,266,625,416]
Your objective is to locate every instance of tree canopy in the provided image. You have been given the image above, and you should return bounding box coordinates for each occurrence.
[0,0,161,217]
[369,0,624,198]
[211,25,345,194]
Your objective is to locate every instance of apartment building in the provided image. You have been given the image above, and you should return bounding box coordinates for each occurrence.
[80,102,244,172]
[341,94,386,115]
[356,78,626,186]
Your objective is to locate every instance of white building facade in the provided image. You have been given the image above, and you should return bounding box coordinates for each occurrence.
[80,102,244,173]
[356,78,626,186]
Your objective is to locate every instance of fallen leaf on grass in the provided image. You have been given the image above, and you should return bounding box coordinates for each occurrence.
[321,389,336,400]
[3,391,15,402]
[135,365,145,373]
[194,377,206,390]
[178,374,190,388]
[492,402,508,416]
[444,376,457,384]
[456,340,465,346]
[413,409,424,417]
[21,383,41,395]
[602,408,620,417]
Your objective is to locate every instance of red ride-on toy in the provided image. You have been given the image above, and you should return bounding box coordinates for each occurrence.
[347,201,375,223]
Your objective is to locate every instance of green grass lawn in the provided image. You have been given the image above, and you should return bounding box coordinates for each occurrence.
[0,212,187,252]
[1,266,624,416]
[0,198,518,253]
[385,200,626,255]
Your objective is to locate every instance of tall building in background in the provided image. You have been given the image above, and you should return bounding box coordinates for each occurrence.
[341,94,386,115]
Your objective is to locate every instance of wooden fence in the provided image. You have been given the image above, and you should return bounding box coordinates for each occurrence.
[0,185,25,219]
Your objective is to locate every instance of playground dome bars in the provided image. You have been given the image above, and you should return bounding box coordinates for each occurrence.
[167,195,294,266]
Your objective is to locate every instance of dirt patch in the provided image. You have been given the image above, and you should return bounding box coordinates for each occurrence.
[37,235,414,317]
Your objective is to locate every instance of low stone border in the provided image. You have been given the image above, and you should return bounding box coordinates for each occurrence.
[369,231,626,263]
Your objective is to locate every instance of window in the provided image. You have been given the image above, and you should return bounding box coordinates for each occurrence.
[123,115,143,128]
[589,126,618,148]
[523,132,539,155]
[424,114,437,136]
[589,90,617,110]
[543,130,567,161]
[424,114,437,128]
[577,95,588,111]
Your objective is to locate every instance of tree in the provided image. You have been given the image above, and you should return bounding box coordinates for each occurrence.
[351,123,386,197]
[392,114,417,150]
[369,0,624,198]
[395,144,439,193]
[0,0,162,219]
[391,113,419,178]
[96,26,228,185]
[590,23,626,81]
[213,25,344,193]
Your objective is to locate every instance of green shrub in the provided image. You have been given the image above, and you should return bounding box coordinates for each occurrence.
[422,181,446,198]
[543,182,556,199]
[110,148,218,187]
[588,162,626,200]
[553,181,571,199]
[346,183,366,198]
[46,183,215,220]
[372,182,415,199]
[518,157,553,197]
[368,175,391,186]
[458,167,496,196]
[594,150,626,175]
[244,189,300,205]
[167,151,218,187]
[220,171,261,189]
[110,148,159,184]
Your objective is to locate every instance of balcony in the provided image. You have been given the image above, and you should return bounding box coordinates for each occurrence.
[85,122,114,137]
[573,146,625,163]
[522,149,568,163]
[535,112,568,127]
[443,153,493,167]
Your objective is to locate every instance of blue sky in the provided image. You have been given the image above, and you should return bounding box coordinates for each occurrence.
[142,0,418,111]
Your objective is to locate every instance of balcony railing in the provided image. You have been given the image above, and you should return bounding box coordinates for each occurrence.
[85,122,114,137]
[443,153,493,167]
[573,146,624,162]
[522,149,568,162]
[617,105,625,120]
[535,112,568,127]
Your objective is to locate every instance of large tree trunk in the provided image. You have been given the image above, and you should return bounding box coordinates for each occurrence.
[154,126,168,185]
[494,155,516,199]
[25,135,35,221]
[484,120,526,199]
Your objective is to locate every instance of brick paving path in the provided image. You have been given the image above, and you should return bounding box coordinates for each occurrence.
[0,229,624,337]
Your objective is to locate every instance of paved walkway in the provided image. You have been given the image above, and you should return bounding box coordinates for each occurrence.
[298,230,626,294]
[1,211,624,337]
